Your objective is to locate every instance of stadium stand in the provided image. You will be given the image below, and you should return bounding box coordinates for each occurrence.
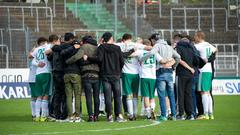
[0,0,239,76]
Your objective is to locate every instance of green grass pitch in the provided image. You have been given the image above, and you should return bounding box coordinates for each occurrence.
[0,96,240,135]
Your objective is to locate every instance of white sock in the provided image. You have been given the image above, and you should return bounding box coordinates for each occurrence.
[72,97,75,113]
[41,100,49,117]
[30,99,36,117]
[35,99,42,118]
[141,99,145,115]
[133,98,138,116]
[208,95,213,114]
[127,99,133,116]
[202,94,209,115]
[99,93,105,111]
[146,107,151,118]
[150,102,156,111]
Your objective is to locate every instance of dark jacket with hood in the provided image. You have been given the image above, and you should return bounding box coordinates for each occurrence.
[66,38,100,80]
[47,44,64,73]
[88,43,124,81]
[176,41,197,77]
[59,42,81,74]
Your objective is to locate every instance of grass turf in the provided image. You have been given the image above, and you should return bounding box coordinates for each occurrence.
[0,96,240,135]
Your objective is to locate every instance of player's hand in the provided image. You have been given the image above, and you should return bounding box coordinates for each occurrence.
[204,58,208,63]
[83,55,88,61]
[38,62,45,67]
[74,44,81,49]
[190,68,195,74]
[160,59,168,64]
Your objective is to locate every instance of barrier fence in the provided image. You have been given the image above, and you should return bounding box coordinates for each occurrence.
[0,6,53,32]
[170,7,228,32]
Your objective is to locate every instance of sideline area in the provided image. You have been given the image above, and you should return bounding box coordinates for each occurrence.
[0,96,239,135]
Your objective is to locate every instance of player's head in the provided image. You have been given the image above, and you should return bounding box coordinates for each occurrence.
[64,32,75,42]
[173,34,182,43]
[181,33,192,43]
[102,32,113,44]
[149,33,161,45]
[142,39,152,46]
[194,31,205,43]
[49,34,60,45]
[136,37,143,44]
[172,33,182,47]
[122,33,132,42]
[37,37,48,46]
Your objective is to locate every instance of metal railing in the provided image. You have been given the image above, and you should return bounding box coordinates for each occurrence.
[0,29,4,54]
[170,7,228,32]
[0,28,30,56]
[213,44,238,55]
[0,44,9,68]
[153,29,198,40]
[73,29,114,41]
[0,6,53,32]
[215,55,239,76]
[29,0,56,17]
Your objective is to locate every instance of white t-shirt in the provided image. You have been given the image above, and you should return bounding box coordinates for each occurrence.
[116,41,146,74]
[28,59,37,82]
[195,41,217,73]
[31,43,52,75]
[137,50,156,79]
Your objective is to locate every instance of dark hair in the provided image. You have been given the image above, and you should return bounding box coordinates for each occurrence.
[64,33,74,41]
[37,37,48,45]
[122,33,132,41]
[102,32,112,43]
[182,33,193,42]
[173,34,183,40]
[166,40,172,46]
[149,33,161,41]
[48,34,59,43]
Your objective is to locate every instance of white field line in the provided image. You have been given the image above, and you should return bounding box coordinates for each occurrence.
[9,121,161,135]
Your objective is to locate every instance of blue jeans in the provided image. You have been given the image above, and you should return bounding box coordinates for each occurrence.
[156,70,176,117]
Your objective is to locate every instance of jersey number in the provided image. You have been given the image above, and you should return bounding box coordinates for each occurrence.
[206,48,211,58]
[144,55,155,65]
[37,48,45,60]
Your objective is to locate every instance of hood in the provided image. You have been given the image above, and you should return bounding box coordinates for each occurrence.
[86,38,98,46]
[177,41,192,49]
[156,39,168,46]
[101,43,117,53]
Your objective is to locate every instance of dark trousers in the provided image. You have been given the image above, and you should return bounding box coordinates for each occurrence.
[196,91,204,116]
[83,79,100,116]
[192,76,198,116]
[177,76,193,116]
[53,71,67,119]
[102,79,122,117]
[122,95,128,113]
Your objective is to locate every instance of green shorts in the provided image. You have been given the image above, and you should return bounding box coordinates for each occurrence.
[122,73,139,95]
[198,72,213,92]
[29,83,37,97]
[35,73,51,97]
[141,78,156,99]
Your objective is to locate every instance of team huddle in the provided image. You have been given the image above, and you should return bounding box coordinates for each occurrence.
[28,31,217,123]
